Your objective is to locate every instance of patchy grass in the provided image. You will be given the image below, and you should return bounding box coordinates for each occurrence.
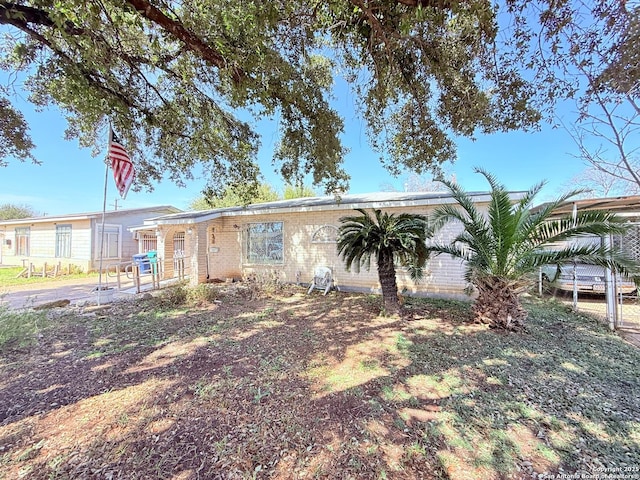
[0,286,638,479]
[0,266,97,287]
[0,305,50,350]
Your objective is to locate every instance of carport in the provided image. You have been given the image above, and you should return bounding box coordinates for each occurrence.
[534,195,640,331]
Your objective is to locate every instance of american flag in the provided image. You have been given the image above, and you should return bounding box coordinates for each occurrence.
[108,128,135,199]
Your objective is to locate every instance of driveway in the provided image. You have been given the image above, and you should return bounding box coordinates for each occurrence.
[0,276,141,309]
[1,274,171,310]
[553,294,640,330]
[543,291,640,347]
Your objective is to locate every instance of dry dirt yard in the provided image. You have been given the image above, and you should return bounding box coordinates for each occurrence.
[1,284,639,479]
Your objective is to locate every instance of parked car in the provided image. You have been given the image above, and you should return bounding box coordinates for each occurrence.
[540,263,637,295]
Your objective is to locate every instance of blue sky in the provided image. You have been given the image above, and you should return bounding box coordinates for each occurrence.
[0,77,586,216]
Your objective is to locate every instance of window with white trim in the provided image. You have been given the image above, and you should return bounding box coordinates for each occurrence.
[96,225,121,259]
[55,224,72,258]
[245,222,283,264]
[16,227,30,256]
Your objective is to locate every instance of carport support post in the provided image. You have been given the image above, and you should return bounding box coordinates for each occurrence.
[604,234,617,330]
[572,262,578,311]
[571,203,578,312]
[538,267,543,296]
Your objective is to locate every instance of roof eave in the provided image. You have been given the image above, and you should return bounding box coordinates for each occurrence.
[0,205,183,227]
[146,191,525,225]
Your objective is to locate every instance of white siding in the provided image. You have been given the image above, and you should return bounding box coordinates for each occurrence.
[0,206,179,272]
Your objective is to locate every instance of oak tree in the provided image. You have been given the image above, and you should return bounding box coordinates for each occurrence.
[0,0,569,200]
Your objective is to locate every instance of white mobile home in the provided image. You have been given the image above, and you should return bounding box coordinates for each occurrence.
[0,205,181,273]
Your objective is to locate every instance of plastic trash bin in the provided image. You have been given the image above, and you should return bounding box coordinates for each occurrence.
[147,250,158,273]
[133,253,151,274]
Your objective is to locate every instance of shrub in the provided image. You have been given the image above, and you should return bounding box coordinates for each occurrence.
[157,283,189,307]
[186,284,218,305]
[243,270,285,298]
[155,283,219,308]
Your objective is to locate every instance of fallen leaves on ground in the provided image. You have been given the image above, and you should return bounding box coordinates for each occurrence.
[1,287,639,479]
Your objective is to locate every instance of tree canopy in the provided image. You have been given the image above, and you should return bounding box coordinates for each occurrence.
[564,167,640,199]
[509,0,639,190]
[189,181,316,209]
[1,1,634,200]
[283,183,316,200]
[0,97,35,166]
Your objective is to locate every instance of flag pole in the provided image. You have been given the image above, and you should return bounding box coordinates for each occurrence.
[97,130,110,305]
[98,125,133,305]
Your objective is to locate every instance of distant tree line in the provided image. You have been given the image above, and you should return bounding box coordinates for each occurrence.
[0,203,38,220]
[189,183,316,210]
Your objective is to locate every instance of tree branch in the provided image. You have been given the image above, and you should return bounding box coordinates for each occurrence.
[0,1,245,83]
[123,0,244,83]
[0,1,84,35]
[395,0,453,7]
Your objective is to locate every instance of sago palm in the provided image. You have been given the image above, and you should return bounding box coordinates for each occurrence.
[428,168,638,331]
[338,209,430,314]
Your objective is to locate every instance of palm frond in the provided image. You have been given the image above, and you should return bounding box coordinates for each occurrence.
[426,242,472,262]
[436,178,487,228]
[431,181,495,270]
[526,245,639,277]
[513,181,546,213]
[337,209,430,282]
[429,170,640,289]
[534,211,629,246]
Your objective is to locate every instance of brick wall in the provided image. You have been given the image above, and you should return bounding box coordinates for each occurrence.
[190,204,480,298]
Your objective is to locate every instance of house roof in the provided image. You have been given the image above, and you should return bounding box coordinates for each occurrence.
[531,195,640,217]
[0,205,182,226]
[144,191,524,226]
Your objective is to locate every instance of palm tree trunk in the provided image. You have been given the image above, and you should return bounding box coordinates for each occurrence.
[473,276,527,330]
[378,249,400,314]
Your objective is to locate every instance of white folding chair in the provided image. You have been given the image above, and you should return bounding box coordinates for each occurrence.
[307,267,333,295]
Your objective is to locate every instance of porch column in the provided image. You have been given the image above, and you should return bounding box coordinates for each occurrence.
[189,223,208,286]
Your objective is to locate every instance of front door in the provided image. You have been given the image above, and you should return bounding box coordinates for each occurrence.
[173,231,186,278]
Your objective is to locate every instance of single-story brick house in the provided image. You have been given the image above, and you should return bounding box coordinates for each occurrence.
[0,205,181,273]
[140,192,525,299]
